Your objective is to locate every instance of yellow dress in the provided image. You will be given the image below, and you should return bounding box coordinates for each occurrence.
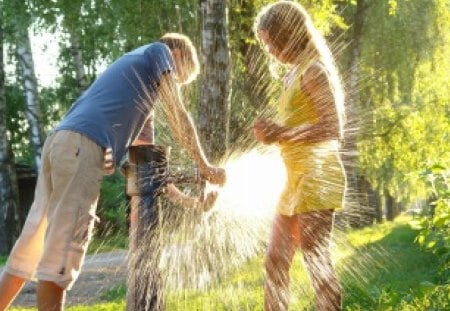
[276,66,346,215]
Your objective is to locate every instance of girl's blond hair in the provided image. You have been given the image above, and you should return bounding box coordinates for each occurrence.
[254,1,345,138]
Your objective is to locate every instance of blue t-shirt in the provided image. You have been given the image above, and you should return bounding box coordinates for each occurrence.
[56,42,174,164]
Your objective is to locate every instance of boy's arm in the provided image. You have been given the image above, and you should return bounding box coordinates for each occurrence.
[165,183,217,211]
[132,114,154,145]
[159,74,225,185]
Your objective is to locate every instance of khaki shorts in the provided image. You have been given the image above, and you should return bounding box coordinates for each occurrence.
[5,130,104,289]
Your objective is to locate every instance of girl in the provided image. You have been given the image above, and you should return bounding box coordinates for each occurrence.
[253,2,346,310]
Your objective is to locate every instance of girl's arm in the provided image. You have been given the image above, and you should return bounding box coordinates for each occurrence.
[278,63,340,143]
[253,63,340,145]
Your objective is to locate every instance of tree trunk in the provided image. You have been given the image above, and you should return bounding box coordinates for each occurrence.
[69,32,88,94]
[15,22,44,169]
[228,0,272,150]
[357,176,379,226]
[0,7,21,254]
[385,191,395,221]
[342,0,369,226]
[373,190,383,223]
[394,200,403,218]
[199,0,231,162]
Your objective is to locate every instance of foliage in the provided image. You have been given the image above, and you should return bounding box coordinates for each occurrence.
[342,217,443,310]
[355,0,450,206]
[95,172,128,237]
[88,232,128,254]
[2,2,450,308]
[5,85,31,163]
[413,164,450,283]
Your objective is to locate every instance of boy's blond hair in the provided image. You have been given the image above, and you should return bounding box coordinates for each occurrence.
[159,33,200,84]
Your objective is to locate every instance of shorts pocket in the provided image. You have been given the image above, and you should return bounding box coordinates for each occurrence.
[71,208,98,253]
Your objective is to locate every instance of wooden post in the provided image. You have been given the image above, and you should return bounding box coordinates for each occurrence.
[125,144,168,311]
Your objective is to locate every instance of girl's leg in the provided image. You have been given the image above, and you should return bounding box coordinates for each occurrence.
[264,214,298,311]
[298,210,341,311]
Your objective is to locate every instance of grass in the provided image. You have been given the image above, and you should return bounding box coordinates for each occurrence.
[9,215,449,310]
[340,216,446,310]
[87,230,128,254]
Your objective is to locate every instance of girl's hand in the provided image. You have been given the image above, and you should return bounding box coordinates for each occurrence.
[252,118,283,144]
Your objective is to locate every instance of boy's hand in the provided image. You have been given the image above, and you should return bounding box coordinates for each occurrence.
[252,118,283,144]
[103,148,115,175]
[203,166,226,186]
[200,191,218,212]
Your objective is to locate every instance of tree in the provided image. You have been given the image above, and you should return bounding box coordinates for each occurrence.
[339,0,383,226]
[227,0,275,152]
[11,0,44,169]
[354,0,450,221]
[198,0,231,162]
[0,1,21,254]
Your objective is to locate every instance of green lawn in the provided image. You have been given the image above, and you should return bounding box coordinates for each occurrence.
[9,215,449,310]
[87,230,128,254]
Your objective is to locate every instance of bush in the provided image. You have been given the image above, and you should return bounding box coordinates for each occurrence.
[96,172,128,237]
[414,164,450,283]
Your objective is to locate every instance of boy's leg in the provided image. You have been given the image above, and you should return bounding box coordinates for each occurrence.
[35,131,103,290]
[0,272,27,310]
[264,214,297,311]
[1,134,56,310]
[4,131,103,309]
[299,210,341,311]
[37,280,65,311]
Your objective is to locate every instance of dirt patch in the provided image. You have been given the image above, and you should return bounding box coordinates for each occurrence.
[9,250,127,308]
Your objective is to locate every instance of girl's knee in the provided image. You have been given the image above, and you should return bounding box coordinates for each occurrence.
[265,246,292,269]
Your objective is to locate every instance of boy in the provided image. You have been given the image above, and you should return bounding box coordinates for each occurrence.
[0,33,225,310]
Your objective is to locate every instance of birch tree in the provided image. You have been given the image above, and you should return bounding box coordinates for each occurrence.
[13,0,44,169]
[0,2,21,254]
[62,1,88,94]
[69,32,88,93]
[198,0,231,162]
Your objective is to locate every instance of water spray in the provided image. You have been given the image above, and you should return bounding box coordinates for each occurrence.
[124,144,169,311]
[123,143,207,310]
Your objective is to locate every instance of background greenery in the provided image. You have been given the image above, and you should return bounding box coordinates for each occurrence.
[8,216,449,310]
[1,0,448,309]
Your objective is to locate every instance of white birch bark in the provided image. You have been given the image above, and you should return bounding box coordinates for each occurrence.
[16,24,44,169]
[70,31,88,93]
